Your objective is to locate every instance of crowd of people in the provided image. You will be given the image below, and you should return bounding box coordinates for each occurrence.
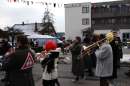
[0,31,129,86]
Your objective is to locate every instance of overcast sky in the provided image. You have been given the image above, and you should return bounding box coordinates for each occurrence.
[0,0,118,32]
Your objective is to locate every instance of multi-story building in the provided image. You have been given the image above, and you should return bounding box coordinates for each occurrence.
[91,0,130,42]
[65,0,130,41]
[64,2,91,40]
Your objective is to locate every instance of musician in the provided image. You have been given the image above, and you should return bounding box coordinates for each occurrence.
[116,37,123,68]
[2,35,35,86]
[108,32,119,85]
[1,38,12,82]
[95,34,113,86]
[69,36,84,82]
[40,41,60,86]
[83,38,93,76]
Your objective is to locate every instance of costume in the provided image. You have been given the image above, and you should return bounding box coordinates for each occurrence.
[95,33,113,86]
[109,38,118,79]
[40,41,60,86]
[2,46,35,86]
[70,42,84,78]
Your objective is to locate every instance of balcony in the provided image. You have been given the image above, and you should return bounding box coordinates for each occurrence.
[92,11,130,18]
[91,23,130,30]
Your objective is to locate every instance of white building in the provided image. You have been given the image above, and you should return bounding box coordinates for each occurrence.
[65,2,91,40]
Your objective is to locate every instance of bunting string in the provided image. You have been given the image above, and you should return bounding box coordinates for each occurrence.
[6,0,130,8]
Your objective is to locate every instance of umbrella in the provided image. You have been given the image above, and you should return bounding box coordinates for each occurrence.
[0,29,8,38]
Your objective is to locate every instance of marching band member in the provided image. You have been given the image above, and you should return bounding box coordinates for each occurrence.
[108,31,119,86]
[69,36,84,82]
[2,35,35,86]
[95,34,113,86]
[40,41,60,86]
[83,38,93,76]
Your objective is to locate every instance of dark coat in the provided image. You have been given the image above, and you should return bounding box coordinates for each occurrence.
[109,39,118,79]
[70,42,84,76]
[83,43,92,69]
[118,41,123,59]
[2,46,35,86]
[1,42,11,55]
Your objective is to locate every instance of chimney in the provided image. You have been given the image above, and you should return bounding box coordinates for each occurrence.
[22,22,24,25]
[35,22,38,32]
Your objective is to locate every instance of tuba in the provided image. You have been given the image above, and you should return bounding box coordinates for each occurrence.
[77,33,114,59]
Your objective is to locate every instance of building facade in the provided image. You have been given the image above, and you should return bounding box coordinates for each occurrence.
[65,0,130,41]
[65,2,91,40]
[92,0,130,41]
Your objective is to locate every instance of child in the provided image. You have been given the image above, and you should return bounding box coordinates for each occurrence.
[40,41,60,86]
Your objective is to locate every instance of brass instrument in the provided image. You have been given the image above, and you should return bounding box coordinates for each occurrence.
[77,33,114,59]
[122,41,130,46]
[36,50,47,60]
[77,38,106,59]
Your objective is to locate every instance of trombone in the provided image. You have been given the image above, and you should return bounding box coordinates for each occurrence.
[77,38,106,59]
[77,32,114,59]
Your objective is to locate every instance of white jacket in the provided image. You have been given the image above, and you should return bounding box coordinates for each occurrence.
[95,42,113,77]
[42,58,58,80]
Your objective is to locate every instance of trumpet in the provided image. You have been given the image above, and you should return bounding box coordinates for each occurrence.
[122,41,130,46]
[36,50,47,60]
[77,33,114,59]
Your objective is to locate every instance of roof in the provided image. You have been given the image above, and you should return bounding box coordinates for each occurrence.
[13,23,43,36]
[27,34,56,39]
[56,32,65,38]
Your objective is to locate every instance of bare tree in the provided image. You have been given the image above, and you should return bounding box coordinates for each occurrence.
[4,26,24,47]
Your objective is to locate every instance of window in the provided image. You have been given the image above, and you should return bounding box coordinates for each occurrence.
[109,7,116,12]
[82,7,89,13]
[108,18,116,24]
[99,8,104,13]
[82,18,89,25]
[121,18,127,23]
[120,5,128,11]
[99,19,104,24]
[92,9,95,13]
[123,33,130,42]
[92,20,95,24]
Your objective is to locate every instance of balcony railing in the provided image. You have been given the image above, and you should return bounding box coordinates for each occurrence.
[91,23,130,30]
[92,11,130,18]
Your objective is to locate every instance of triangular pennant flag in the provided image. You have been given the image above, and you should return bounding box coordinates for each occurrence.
[54,3,56,7]
[21,53,34,70]
[125,4,130,6]
[31,1,33,4]
[102,5,106,7]
[24,0,26,3]
[119,4,121,7]
[21,0,23,3]
[94,4,97,8]
[14,0,17,2]
[27,1,29,5]
[7,0,9,2]
[41,2,44,5]
[45,2,48,5]
[58,3,60,8]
